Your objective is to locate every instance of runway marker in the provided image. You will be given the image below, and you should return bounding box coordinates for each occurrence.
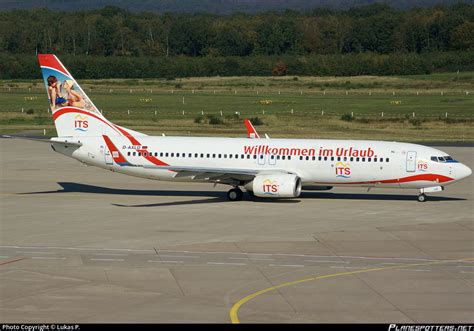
[207,262,246,266]
[304,260,348,264]
[147,260,184,264]
[229,257,474,324]
[32,257,66,260]
[92,253,128,256]
[395,269,430,272]
[159,255,200,259]
[269,264,304,268]
[16,251,55,255]
[90,258,124,262]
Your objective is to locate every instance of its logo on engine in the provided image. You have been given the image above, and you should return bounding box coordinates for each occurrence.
[262,179,279,195]
[335,162,351,178]
[74,114,89,132]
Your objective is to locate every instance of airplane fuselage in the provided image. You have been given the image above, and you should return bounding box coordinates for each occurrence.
[52,135,471,190]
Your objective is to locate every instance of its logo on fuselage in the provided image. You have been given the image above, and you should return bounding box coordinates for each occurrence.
[262,179,279,195]
[417,160,428,172]
[74,114,88,132]
[335,162,351,178]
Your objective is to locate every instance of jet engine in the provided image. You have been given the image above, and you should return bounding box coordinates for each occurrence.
[246,174,302,198]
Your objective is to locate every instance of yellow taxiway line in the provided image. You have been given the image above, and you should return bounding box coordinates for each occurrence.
[229,257,474,323]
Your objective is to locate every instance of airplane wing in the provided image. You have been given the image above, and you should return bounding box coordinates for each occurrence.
[142,164,290,185]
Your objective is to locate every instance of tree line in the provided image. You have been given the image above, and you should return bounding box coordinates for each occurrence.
[0,3,473,78]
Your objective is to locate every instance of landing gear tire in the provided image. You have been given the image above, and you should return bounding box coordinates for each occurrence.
[417,194,427,202]
[227,188,243,201]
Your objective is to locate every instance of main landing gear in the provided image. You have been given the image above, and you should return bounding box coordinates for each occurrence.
[227,187,243,201]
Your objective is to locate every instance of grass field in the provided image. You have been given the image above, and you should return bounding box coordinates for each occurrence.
[0,72,473,141]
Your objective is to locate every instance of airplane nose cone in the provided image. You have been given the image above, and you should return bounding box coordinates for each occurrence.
[459,164,472,179]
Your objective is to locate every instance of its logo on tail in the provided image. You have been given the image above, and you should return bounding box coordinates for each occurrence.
[74,114,89,132]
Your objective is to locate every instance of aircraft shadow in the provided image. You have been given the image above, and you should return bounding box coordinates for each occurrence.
[19,182,464,207]
[300,191,465,201]
[19,182,299,207]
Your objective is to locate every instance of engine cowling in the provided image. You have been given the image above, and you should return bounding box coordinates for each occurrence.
[246,174,302,198]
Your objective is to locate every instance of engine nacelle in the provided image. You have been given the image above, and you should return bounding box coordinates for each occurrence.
[246,174,302,198]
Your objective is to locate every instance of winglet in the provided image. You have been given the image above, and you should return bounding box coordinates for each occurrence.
[244,119,260,139]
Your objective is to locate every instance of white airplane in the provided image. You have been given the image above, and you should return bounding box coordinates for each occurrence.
[38,54,471,202]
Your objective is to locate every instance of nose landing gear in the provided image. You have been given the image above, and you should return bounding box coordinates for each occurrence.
[417,193,427,202]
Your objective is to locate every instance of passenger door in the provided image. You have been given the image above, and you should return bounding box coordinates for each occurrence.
[406,151,417,172]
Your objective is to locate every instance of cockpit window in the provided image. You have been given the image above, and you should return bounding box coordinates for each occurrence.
[430,155,457,163]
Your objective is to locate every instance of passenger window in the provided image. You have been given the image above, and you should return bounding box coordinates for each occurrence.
[247,155,250,159]
[270,155,274,160]
[368,158,371,162]
[380,158,383,162]
[127,152,131,156]
[374,158,377,162]
[260,155,264,159]
[350,157,353,162]
[165,153,169,157]
[138,152,142,156]
[206,154,209,158]
[362,158,365,162]
[306,156,309,161]
[386,158,389,162]
[277,155,281,160]
[229,154,232,159]
[331,157,334,161]
[324,157,328,161]
[241,155,244,159]
[288,156,292,160]
[343,157,347,161]
[337,157,341,161]
[356,157,359,162]
[235,154,239,159]
[312,156,315,161]
[212,154,216,158]
[318,156,322,161]
[133,152,136,156]
[299,156,303,160]
[253,155,257,159]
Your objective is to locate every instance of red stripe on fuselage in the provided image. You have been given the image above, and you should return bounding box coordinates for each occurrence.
[111,125,169,166]
[102,135,128,163]
[322,173,454,185]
